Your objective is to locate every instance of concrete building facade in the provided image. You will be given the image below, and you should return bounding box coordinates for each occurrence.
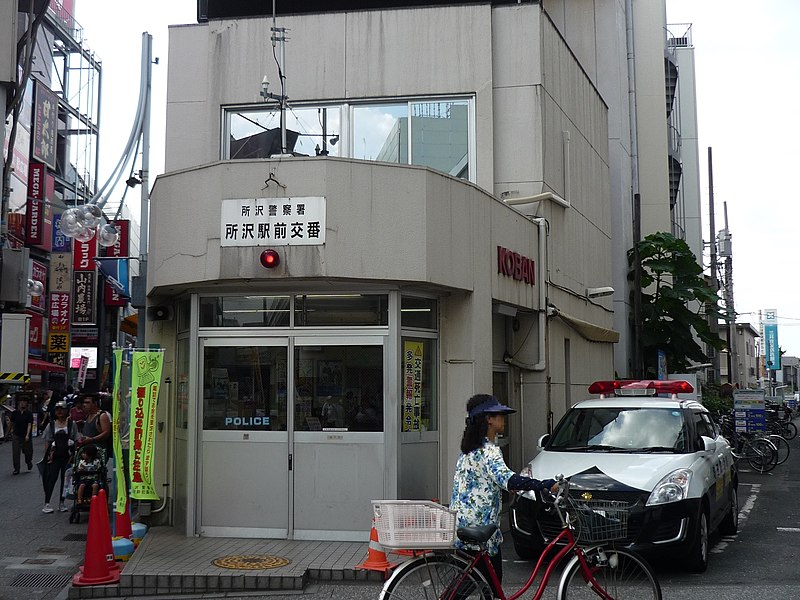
[145,2,623,540]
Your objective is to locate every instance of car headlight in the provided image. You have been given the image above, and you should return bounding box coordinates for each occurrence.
[646,468,692,506]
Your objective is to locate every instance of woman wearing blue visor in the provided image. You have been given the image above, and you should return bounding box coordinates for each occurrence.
[450,394,556,595]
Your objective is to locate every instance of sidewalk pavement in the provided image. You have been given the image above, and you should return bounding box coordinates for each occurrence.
[0,438,385,600]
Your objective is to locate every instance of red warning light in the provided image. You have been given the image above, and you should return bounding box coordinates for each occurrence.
[260,249,280,269]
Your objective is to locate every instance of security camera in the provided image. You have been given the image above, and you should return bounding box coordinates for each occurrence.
[586,286,615,298]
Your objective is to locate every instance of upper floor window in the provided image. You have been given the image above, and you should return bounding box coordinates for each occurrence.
[223,97,473,181]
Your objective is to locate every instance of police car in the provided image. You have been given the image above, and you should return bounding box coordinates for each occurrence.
[509,380,737,573]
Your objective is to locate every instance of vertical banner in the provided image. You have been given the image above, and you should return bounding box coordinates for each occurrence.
[112,349,129,512]
[27,259,47,311]
[129,351,164,500]
[103,220,130,307]
[402,341,423,432]
[71,271,96,325]
[32,82,58,170]
[764,309,780,370]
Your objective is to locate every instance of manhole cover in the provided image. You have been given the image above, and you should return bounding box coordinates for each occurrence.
[37,547,66,554]
[23,558,56,565]
[212,554,292,570]
[11,573,72,588]
[63,533,87,542]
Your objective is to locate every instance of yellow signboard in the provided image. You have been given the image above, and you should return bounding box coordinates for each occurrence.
[402,341,424,432]
[47,332,70,353]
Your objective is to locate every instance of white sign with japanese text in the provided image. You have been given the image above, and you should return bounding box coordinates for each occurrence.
[220,197,326,247]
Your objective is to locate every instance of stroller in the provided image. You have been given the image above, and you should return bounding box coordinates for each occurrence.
[67,443,109,524]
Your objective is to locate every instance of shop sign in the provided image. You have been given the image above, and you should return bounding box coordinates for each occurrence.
[49,352,67,368]
[497,245,535,285]
[402,341,424,432]
[27,259,47,312]
[52,214,71,252]
[32,82,58,170]
[73,237,97,271]
[72,271,96,325]
[220,197,326,246]
[48,332,70,354]
[49,253,72,292]
[102,220,130,307]
[71,326,98,343]
[27,310,43,355]
[48,292,70,332]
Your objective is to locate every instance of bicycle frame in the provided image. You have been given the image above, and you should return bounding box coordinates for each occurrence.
[445,525,614,600]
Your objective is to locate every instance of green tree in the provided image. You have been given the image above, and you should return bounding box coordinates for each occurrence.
[628,232,725,377]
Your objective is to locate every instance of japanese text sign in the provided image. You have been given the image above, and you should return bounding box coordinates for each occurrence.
[220,197,326,246]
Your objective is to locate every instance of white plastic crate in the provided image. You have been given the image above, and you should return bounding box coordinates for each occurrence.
[371,500,457,549]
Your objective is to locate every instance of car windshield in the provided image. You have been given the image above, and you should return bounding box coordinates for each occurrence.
[547,407,688,453]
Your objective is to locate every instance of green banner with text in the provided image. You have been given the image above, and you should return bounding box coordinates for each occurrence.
[129,351,164,500]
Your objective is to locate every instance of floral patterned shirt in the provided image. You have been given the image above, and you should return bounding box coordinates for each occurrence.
[450,439,514,555]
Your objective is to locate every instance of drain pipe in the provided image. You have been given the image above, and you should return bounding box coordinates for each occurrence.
[150,376,172,516]
[503,217,552,431]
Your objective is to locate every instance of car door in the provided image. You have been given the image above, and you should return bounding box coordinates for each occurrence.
[693,410,725,525]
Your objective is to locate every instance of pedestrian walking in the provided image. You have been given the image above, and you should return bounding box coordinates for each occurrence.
[40,401,78,513]
[10,396,34,475]
[80,393,112,461]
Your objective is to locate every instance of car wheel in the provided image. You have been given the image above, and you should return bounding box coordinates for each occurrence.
[718,485,738,536]
[685,507,709,573]
[513,539,545,561]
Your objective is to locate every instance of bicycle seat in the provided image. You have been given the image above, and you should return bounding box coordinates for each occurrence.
[456,524,498,545]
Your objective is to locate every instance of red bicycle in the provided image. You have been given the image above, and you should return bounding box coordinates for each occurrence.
[376,475,661,599]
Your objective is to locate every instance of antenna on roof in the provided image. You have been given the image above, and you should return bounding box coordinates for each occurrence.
[263,0,291,157]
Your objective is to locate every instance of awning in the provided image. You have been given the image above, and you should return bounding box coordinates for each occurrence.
[27,358,66,373]
[121,313,138,336]
[553,309,620,344]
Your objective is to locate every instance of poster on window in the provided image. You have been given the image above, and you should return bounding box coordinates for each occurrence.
[403,341,424,432]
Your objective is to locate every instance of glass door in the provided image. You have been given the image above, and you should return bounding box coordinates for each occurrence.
[198,337,289,538]
[291,336,385,541]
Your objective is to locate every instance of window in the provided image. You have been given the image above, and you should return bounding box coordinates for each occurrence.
[200,296,290,327]
[294,294,388,326]
[227,106,340,158]
[224,97,473,180]
[401,296,437,329]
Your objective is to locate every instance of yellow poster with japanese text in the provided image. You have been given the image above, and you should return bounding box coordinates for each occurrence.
[402,341,423,432]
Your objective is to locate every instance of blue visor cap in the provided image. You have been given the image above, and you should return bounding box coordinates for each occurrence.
[468,397,516,418]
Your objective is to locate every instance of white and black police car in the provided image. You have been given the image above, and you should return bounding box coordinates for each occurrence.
[510,379,737,573]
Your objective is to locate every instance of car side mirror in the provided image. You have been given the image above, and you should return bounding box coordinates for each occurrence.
[700,436,715,452]
[537,433,550,450]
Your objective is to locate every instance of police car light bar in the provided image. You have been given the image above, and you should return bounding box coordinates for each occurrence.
[588,380,694,397]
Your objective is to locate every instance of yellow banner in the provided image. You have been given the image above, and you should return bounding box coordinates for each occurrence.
[112,349,127,513]
[129,351,163,500]
[402,341,423,432]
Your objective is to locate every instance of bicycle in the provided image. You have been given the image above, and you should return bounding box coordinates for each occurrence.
[717,415,779,473]
[376,475,661,600]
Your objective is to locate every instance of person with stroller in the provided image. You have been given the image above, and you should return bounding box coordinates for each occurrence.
[75,445,103,506]
[80,393,112,462]
[40,401,79,513]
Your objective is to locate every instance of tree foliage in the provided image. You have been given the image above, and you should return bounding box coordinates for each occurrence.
[628,232,725,376]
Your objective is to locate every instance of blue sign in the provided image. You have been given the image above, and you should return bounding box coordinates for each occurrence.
[52,214,71,252]
[765,323,780,370]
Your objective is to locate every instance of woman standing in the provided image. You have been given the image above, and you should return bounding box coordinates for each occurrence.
[450,394,555,595]
[41,401,78,513]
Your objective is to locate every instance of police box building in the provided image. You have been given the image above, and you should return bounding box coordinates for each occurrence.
[145,1,619,541]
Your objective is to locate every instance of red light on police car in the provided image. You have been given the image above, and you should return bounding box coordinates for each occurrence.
[260,249,280,269]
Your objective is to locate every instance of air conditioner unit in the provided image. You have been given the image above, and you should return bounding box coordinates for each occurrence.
[0,248,30,305]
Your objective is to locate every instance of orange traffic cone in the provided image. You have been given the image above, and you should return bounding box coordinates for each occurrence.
[72,495,121,586]
[355,520,398,577]
[115,505,133,539]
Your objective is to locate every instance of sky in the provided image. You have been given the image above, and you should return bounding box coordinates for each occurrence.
[72,1,800,355]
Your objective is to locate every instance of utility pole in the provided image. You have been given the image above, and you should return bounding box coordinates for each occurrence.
[721,202,738,387]
[707,147,720,384]
[136,33,152,347]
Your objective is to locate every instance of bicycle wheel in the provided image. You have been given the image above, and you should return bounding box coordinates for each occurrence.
[380,553,493,600]
[558,547,661,600]
[782,421,798,440]
[747,438,778,473]
[767,434,790,465]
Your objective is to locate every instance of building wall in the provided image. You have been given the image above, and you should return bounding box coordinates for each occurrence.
[154,2,618,526]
